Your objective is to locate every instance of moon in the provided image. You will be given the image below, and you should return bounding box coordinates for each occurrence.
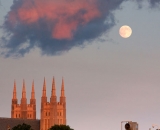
[119,25,132,38]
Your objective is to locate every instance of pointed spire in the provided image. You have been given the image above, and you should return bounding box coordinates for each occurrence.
[13,80,17,99]
[30,80,36,105]
[14,80,16,88]
[51,77,56,96]
[42,77,46,97]
[61,77,65,97]
[32,80,35,92]
[22,79,26,98]
[31,80,35,99]
[60,77,65,103]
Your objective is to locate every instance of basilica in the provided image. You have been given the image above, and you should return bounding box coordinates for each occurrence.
[0,77,66,130]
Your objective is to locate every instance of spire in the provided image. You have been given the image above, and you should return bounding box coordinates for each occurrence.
[31,80,35,99]
[20,79,27,118]
[42,77,46,97]
[51,77,56,96]
[61,77,65,97]
[13,80,17,99]
[30,80,36,106]
[60,77,65,103]
[22,79,26,98]
[41,77,47,104]
[50,77,57,103]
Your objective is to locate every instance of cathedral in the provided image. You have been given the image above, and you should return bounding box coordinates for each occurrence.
[0,77,66,130]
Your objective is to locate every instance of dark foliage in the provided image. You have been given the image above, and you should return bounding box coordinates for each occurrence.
[49,125,74,130]
[12,123,33,130]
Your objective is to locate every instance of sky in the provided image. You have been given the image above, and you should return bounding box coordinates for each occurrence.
[0,0,160,130]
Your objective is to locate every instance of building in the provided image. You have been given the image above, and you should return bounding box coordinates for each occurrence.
[11,80,36,119]
[0,77,66,130]
[0,118,40,130]
[40,78,66,130]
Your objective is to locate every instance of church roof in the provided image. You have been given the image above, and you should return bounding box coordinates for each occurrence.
[0,117,40,130]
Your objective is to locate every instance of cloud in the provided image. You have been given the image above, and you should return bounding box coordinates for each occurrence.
[0,0,159,57]
[148,0,160,7]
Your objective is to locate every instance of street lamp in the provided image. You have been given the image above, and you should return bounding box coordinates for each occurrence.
[121,121,132,130]
[121,121,138,130]
[152,124,160,130]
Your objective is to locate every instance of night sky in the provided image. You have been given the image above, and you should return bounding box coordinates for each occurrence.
[0,0,160,130]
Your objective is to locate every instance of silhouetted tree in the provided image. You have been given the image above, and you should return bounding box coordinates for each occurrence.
[49,125,74,130]
[12,123,33,130]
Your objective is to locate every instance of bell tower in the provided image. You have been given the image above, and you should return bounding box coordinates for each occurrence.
[40,77,67,130]
[11,77,67,130]
[11,80,36,119]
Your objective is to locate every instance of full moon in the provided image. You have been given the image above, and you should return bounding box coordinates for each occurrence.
[119,25,132,38]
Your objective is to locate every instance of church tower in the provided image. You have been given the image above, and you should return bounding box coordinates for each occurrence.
[11,80,36,119]
[11,77,67,130]
[40,77,66,130]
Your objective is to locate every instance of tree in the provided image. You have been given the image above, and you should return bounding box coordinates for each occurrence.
[49,125,74,130]
[12,123,33,130]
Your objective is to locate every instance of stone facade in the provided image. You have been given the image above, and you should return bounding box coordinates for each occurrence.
[7,77,66,130]
[11,80,36,119]
[40,78,66,130]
